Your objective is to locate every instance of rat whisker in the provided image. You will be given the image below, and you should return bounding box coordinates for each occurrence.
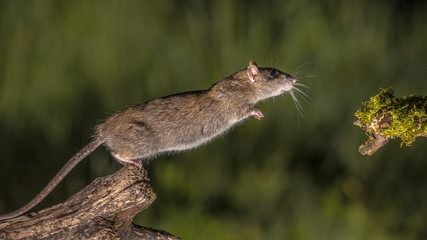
[293,92,309,106]
[291,62,311,77]
[289,91,303,131]
[289,90,304,119]
[295,75,319,80]
[292,71,310,80]
[292,87,311,103]
[292,70,302,77]
[293,89,309,108]
[293,82,311,89]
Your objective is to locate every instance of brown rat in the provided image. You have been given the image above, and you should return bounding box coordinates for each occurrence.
[0,60,297,220]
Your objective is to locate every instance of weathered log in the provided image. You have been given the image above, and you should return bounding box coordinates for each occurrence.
[0,165,179,240]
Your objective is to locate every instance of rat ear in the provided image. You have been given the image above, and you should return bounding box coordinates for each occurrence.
[247,60,259,83]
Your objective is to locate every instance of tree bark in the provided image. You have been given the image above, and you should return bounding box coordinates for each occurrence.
[0,165,180,240]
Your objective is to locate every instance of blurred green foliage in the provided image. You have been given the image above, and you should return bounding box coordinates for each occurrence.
[0,0,426,239]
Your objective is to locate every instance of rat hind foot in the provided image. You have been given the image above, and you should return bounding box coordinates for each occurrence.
[111,152,142,169]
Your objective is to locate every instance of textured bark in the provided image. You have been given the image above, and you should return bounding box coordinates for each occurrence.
[0,165,179,240]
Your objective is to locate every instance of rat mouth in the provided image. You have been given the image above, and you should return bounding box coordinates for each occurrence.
[281,78,296,92]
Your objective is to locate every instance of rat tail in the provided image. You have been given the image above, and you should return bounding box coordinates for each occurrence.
[0,137,104,221]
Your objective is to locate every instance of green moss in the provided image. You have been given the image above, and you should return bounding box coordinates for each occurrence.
[355,88,427,146]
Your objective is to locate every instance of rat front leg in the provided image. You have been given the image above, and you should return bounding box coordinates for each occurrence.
[249,108,264,120]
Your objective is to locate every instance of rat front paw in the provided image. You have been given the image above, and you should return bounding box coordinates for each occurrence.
[250,108,264,120]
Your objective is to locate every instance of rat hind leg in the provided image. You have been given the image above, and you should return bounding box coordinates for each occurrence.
[111,152,142,169]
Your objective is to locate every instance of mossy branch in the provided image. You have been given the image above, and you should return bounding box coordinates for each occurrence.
[354,88,427,155]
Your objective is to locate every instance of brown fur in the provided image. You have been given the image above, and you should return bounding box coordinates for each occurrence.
[0,61,295,220]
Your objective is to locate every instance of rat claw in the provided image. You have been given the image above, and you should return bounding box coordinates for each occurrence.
[250,108,264,120]
[132,160,142,169]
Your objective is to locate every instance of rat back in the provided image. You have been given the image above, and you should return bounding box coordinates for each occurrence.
[97,90,250,160]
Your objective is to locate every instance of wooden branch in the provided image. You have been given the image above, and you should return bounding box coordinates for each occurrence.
[0,165,180,240]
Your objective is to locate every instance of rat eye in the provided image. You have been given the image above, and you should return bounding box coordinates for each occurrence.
[268,71,277,79]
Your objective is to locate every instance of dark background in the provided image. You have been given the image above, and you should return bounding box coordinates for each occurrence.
[0,1,426,239]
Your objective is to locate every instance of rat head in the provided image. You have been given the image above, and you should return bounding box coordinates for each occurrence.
[246,60,296,102]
